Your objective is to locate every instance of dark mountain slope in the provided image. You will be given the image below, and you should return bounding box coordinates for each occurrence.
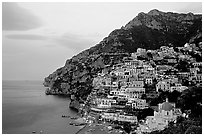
[43,9,202,98]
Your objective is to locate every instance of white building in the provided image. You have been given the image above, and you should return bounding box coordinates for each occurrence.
[145,98,182,132]
[101,112,118,121]
[193,62,202,68]
[145,78,153,84]
[124,80,144,88]
[118,114,138,123]
[196,73,202,83]
[130,99,149,109]
[143,64,153,72]
[156,81,170,92]
[101,112,138,123]
[137,48,146,54]
[170,84,188,92]
[110,87,145,99]
[154,98,182,123]
[96,98,116,108]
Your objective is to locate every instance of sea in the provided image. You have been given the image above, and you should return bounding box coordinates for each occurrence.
[2,80,80,134]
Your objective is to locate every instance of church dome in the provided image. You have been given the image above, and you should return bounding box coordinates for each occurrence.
[161,102,173,111]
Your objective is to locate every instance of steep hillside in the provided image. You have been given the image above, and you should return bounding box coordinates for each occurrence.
[43,9,202,99]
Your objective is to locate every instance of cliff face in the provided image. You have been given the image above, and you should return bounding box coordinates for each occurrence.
[43,9,202,99]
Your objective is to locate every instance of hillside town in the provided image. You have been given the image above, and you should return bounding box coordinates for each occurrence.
[72,41,202,134]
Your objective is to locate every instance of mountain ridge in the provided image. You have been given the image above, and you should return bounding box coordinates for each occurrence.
[43,9,202,98]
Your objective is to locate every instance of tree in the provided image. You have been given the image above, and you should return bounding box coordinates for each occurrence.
[123,122,131,133]
[181,78,189,86]
[158,88,163,93]
[174,47,179,52]
[147,52,153,59]
[176,86,202,117]
[168,90,181,103]
[185,125,202,134]
[141,94,147,99]
[176,60,190,72]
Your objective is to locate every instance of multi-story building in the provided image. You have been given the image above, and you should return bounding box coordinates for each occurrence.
[101,112,138,123]
[156,65,172,75]
[110,88,120,96]
[196,73,202,83]
[162,77,179,85]
[110,86,145,99]
[143,64,153,72]
[178,72,190,79]
[170,83,188,92]
[129,68,138,75]
[128,75,139,82]
[193,62,202,68]
[118,114,138,123]
[145,78,153,85]
[147,67,155,74]
[112,63,123,70]
[156,81,170,92]
[164,69,178,76]
[123,85,145,93]
[101,111,118,121]
[190,68,199,76]
[136,66,144,74]
[160,78,171,85]
[124,60,142,67]
[130,99,149,109]
[163,56,177,64]
[137,48,147,54]
[112,81,118,88]
[154,98,182,123]
[127,81,144,88]
[96,98,117,108]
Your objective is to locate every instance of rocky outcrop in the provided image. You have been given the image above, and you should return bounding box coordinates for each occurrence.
[43,9,202,100]
[125,9,201,31]
[69,100,80,111]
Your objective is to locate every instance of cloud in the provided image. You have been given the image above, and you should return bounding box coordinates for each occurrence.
[177,2,202,14]
[54,33,96,51]
[4,32,97,52]
[2,2,43,31]
[5,34,47,40]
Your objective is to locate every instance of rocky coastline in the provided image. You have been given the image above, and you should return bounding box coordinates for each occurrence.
[43,10,202,134]
[69,100,80,111]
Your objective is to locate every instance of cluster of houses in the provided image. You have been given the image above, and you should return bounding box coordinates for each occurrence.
[83,44,202,133]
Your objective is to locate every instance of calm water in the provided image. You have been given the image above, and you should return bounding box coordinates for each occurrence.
[2,80,79,134]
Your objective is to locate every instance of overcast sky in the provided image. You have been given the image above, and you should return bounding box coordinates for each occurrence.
[2,2,202,80]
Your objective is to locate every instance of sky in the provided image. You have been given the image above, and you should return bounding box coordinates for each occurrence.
[2,2,202,80]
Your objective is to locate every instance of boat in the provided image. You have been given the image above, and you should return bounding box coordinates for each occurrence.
[74,123,80,126]
[62,115,71,118]
[69,122,75,125]
[75,122,85,126]
[70,117,78,119]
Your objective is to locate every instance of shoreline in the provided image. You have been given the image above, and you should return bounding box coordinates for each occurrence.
[75,125,87,134]
[71,117,87,134]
